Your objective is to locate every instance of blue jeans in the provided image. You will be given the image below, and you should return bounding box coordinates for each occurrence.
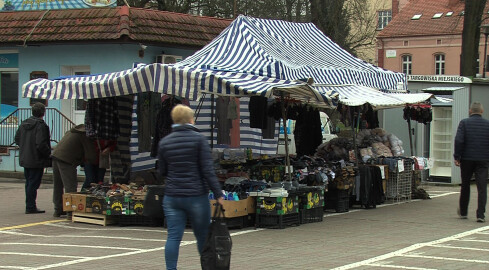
[82,163,106,190]
[24,168,44,211]
[163,194,211,270]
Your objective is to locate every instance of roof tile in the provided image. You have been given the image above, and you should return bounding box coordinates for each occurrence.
[0,7,231,47]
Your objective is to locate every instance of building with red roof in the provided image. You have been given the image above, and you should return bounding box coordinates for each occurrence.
[378,0,489,77]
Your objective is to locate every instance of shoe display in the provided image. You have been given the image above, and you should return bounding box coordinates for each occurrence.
[457,208,467,219]
[53,211,67,217]
[25,208,45,214]
[477,218,485,223]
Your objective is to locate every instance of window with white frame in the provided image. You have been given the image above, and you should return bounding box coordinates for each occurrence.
[378,10,392,29]
[435,54,445,75]
[402,55,412,75]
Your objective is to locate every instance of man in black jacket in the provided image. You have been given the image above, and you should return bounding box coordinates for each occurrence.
[15,102,51,214]
[454,102,489,223]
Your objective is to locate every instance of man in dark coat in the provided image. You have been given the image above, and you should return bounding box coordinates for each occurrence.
[15,102,51,214]
[454,102,489,223]
[51,124,96,218]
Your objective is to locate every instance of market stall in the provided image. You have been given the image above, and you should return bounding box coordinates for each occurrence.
[22,15,439,228]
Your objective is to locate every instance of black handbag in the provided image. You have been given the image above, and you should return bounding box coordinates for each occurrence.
[201,204,232,270]
[142,185,165,218]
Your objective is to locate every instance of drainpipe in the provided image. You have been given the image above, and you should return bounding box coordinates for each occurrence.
[378,39,385,68]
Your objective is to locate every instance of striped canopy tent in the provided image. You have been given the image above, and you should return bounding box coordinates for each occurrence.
[176,15,408,100]
[314,85,447,109]
[22,63,337,107]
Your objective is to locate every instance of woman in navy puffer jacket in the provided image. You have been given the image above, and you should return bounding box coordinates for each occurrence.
[158,104,224,270]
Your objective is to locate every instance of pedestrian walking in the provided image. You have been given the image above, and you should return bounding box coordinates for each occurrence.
[51,124,96,218]
[157,104,224,270]
[454,102,489,223]
[15,102,52,214]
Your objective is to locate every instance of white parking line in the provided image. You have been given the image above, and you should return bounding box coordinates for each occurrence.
[0,266,32,269]
[26,229,260,270]
[332,225,489,270]
[0,189,459,269]
[0,243,144,251]
[45,222,176,233]
[365,263,437,270]
[428,243,489,252]
[429,192,459,198]
[0,230,165,242]
[0,252,89,259]
[403,253,489,264]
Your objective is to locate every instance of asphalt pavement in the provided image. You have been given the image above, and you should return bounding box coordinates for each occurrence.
[1,177,489,270]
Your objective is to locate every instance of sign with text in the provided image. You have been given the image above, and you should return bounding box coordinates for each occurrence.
[407,75,472,84]
[0,53,18,68]
[1,0,116,11]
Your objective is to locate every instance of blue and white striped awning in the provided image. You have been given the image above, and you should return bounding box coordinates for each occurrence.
[177,15,407,92]
[316,85,436,109]
[22,63,338,107]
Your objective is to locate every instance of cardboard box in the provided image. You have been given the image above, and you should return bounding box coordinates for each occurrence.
[210,197,251,218]
[247,196,256,214]
[71,194,88,213]
[86,196,107,214]
[62,193,74,212]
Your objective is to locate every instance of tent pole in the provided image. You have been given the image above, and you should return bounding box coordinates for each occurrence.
[210,94,214,149]
[351,106,359,167]
[407,118,414,156]
[280,92,292,182]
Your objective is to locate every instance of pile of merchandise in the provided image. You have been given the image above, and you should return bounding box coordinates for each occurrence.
[315,128,404,163]
[64,182,148,216]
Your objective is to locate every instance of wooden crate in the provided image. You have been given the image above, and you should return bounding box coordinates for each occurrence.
[72,212,117,226]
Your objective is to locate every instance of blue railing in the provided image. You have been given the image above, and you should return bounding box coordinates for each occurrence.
[0,108,75,147]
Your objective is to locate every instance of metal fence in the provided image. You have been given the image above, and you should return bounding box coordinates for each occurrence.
[0,108,75,147]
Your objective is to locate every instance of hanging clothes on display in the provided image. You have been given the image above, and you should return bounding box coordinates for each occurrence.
[403,104,432,124]
[137,92,161,153]
[363,105,379,129]
[216,96,232,145]
[249,96,268,129]
[85,97,120,140]
[355,165,384,208]
[150,95,183,157]
[262,100,277,139]
[110,95,134,184]
[294,105,322,157]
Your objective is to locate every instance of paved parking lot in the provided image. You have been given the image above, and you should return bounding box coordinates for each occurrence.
[1,179,489,269]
